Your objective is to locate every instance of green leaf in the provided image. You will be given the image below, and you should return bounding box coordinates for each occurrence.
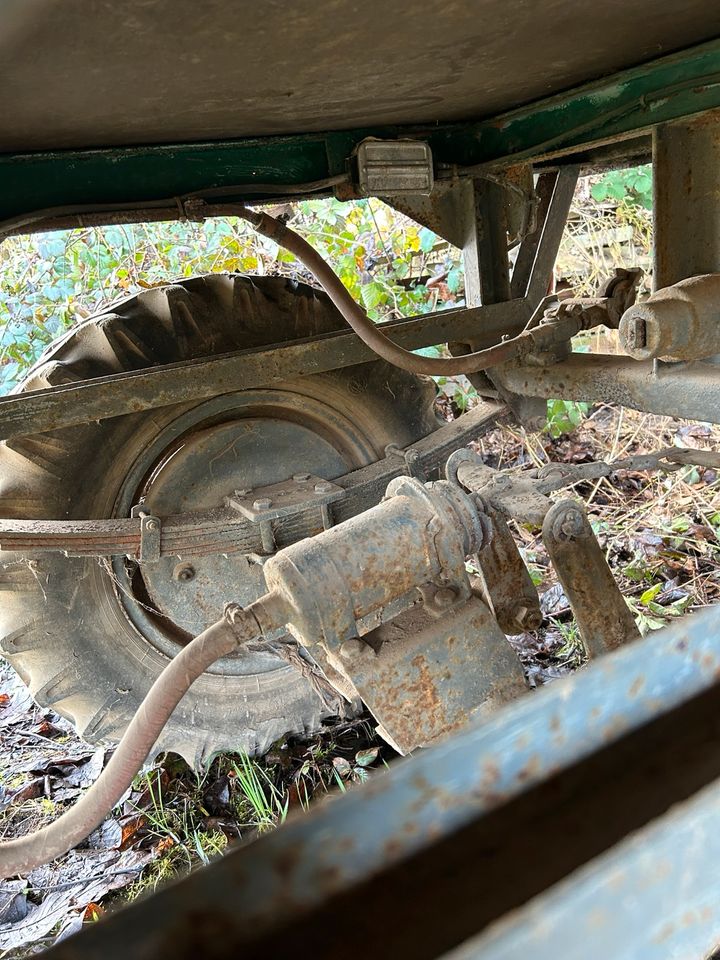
[419,228,436,253]
[332,756,352,779]
[670,516,691,532]
[355,747,380,768]
[639,583,663,605]
[360,281,385,311]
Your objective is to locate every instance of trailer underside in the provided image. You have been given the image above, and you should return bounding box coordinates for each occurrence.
[3,4,720,956]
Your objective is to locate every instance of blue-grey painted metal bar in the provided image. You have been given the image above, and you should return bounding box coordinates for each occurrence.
[445,778,720,959]
[52,605,720,959]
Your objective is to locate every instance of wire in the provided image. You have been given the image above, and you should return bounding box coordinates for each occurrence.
[0,174,351,237]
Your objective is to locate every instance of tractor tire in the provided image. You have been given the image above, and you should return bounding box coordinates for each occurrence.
[0,274,440,766]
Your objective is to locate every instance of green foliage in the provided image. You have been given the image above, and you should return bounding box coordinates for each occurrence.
[545,398,590,438]
[626,587,691,635]
[0,199,461,393]
[590,165,652,210]
[231,752,289,831]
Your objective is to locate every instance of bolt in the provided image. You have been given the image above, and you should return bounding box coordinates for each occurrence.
[253,497,272,510]
[173,562,195,582]
[339,637,374,661]
[314,481,332,494]
[434,586,458,608]
[552,507,585,542]
[144,518,159,531]
[293,473,311,482]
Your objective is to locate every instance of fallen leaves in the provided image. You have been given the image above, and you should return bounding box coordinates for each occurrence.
[0,849,152,952]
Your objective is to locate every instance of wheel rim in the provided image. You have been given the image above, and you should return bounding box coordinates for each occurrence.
[109,387,380,676]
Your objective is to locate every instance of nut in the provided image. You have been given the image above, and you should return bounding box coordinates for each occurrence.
[339,637,374,661]
[173,562,196,582]
[253,497,272,510]
[144,518,159,531]
[434,586,458,608]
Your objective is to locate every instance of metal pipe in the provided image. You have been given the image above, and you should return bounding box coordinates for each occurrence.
[495,353,720,424]
[0,604,266,879]
[232,205,567,377]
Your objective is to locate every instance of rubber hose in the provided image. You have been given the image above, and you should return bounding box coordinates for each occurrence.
[0,610,259,878]
[232,206,532,376]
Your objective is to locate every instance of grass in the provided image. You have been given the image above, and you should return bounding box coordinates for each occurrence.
[231,752,289,831]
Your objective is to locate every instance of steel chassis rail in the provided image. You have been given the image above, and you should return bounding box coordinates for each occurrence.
[2,39,720,228]
[0,300,526,441]
[42,606,720,960]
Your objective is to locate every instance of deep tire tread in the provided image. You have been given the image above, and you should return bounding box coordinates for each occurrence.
[0,273,438,765]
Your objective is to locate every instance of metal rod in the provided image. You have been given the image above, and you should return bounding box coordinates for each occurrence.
[510,171,559,299]
[0,302,528,441]
[525,166,579,305]
[495,353,720,424]
[542,499,640,657]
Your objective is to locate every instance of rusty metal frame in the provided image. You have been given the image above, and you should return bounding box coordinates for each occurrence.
[41,605,720,960]
[494,354,720,424]
[0,301,526,441]
[2,39,720,233]
[0,166,577,441]
[654,110,720,289]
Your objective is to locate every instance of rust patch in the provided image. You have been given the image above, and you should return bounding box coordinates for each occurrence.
[479,758,500,789]
[516,754,541,782]
[272,844,303,879]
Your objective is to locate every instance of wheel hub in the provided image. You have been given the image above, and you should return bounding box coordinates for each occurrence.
[112,389,379,671]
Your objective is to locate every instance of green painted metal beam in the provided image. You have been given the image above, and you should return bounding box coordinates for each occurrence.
[2,38,720,225]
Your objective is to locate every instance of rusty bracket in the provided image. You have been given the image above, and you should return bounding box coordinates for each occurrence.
[446,448,552,524]
[129,502,161,563]
[225,474,343,557]
[539,266,644,335]
[542,499,641,657]
[472,503,543,634]
[447,444,720,526]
